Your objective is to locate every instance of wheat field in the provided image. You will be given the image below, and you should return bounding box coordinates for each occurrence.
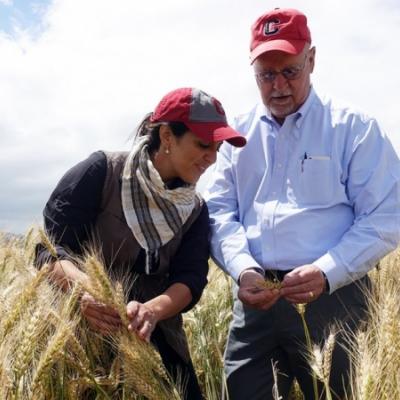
[0,229,399,400]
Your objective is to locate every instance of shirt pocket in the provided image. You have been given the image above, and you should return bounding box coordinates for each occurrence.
[294,157,334,206]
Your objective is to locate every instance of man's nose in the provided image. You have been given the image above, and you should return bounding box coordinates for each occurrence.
[272,72,289,91]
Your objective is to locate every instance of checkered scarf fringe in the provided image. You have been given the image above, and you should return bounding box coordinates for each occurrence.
[121,136,198,274]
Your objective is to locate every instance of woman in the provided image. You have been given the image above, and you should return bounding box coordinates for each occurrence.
[35,87,246,399]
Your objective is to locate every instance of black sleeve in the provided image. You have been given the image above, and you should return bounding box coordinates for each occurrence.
[35,151,107,266]
[167,202,210,312]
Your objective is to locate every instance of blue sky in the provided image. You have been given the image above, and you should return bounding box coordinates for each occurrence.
[0,0,50,37]
[0,0,399,233]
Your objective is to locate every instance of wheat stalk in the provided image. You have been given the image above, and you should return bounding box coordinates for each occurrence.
[31,323,70,394]
[309,332,335,400]
[12,305,45,383]
[322,332,335,385]
[256,277,282,290]
[293,303,319,400]
[0,265,49,340]
[38,228,58,259]
[119,333,179,400]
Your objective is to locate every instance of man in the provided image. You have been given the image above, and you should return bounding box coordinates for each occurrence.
[205,8,400,400]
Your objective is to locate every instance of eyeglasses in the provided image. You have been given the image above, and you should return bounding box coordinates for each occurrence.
[255,55,308,83]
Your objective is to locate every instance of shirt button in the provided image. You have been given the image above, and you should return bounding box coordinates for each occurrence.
[277,163,282,168]
[272,191,276,195]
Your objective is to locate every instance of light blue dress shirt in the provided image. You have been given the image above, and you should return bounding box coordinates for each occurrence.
[205,88,400,293]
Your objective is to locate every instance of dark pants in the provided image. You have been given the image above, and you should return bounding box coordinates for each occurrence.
[224,276,370,400]
[152,327,203,400]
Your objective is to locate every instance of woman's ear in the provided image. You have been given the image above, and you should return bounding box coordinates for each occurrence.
[159,125,173,152]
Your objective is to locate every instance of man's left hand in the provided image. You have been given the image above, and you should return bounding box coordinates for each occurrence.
[280,264,326,303]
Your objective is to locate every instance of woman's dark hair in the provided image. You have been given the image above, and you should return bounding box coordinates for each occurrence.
[135,113,189,154]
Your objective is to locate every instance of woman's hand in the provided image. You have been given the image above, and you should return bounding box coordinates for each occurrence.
[126,301,158,342]
[126,283,193,342]
[80,292,122,334]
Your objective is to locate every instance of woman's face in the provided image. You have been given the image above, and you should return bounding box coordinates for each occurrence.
[166,130,221,184]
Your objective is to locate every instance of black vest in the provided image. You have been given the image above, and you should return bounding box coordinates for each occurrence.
[93,151,203,361]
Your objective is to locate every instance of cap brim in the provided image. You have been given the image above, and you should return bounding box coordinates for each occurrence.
[185,122,247,148]
[213,126,247,147]
[250,39,307,64]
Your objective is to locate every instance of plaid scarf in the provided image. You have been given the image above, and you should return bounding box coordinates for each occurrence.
[121,136,198,274]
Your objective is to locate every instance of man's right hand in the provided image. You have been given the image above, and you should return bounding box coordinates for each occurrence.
[238,269,281,310]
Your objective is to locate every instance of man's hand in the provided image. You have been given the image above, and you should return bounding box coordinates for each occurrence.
[280,264,326,303]
[238,269,281,310]
[80,292,122,334]
[126,301,158,342]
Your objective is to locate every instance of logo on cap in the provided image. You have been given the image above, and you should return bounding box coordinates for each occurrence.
[212,98,225,116]
[264,18,280,35]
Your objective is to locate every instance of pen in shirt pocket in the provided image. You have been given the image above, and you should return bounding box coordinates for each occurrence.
[301,152,307,173]
[307,155,331,160]
[301,153,330,172]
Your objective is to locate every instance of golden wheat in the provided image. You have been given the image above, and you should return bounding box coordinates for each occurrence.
[1,230,400,399]
[0,265,49,340]
[31,323,71,394]
[38,228,58,259]
[347,250,400,400]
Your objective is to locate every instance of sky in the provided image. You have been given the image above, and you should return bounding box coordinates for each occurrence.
[1,0,399,234]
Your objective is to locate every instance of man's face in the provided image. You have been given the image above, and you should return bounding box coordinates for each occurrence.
[253,46,315,124]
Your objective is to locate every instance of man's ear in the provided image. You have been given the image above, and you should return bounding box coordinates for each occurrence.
[308,46,316,73]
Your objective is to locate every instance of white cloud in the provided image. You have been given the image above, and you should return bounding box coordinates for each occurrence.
[1,0,400,233]
[0,0,12,6]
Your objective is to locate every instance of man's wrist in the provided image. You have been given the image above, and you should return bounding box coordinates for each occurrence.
[321,271,330,293]
[238,267,264,285]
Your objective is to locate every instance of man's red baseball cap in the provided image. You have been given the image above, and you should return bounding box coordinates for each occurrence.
[250,8,311,64]
[151,88,246,147]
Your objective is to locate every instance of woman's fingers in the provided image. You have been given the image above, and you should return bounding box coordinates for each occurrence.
[137,320,155,342]
[126,301,157,341]
[80,292,122,332]
[85,315,120,334]
[79,295,158,339]
[126,300,140,319]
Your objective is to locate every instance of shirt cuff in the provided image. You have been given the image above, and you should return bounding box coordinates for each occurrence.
[34,244,74,269]
[228,253,263,283]
[313,252,351,293]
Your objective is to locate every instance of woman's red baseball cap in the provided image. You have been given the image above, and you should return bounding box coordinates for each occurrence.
[151,88,246,147]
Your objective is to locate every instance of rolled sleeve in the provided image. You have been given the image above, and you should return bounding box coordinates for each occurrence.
[34,151,107,267]
[205,145,262,282]
[315,118,400,292]
[34,244,75,269]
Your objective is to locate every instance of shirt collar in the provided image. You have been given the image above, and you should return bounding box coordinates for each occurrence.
[259,106,280,136]
[294,86,316,130]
